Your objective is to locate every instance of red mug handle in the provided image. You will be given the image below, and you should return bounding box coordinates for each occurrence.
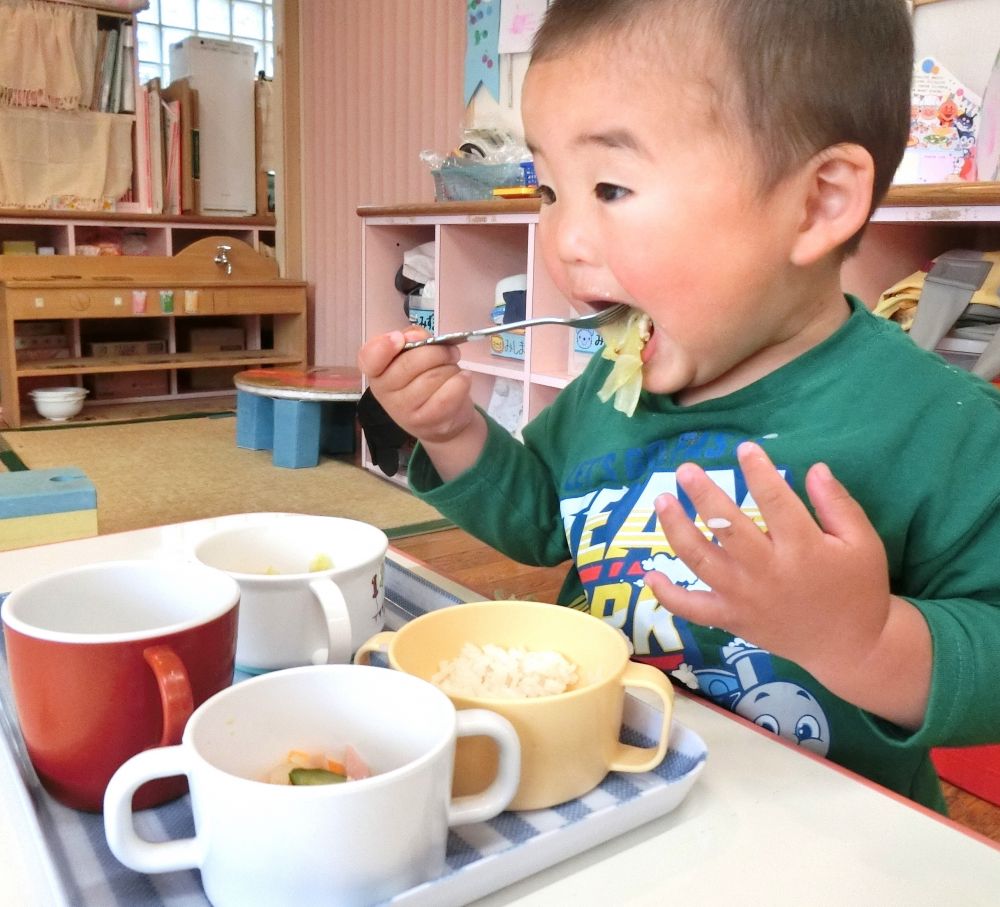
[143,645,194,747]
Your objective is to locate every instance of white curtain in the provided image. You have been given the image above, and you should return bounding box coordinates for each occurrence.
[0,0,99,110]
[0,107,133,208]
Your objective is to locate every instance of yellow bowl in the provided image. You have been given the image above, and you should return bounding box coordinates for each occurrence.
[356,600,674,810]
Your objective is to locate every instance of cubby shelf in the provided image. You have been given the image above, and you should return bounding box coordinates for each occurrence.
[359,201,594,486]
[360,185,1000,486]
[0,210,276,257]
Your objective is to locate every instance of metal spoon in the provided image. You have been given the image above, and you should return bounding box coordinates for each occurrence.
[402,302,630,350]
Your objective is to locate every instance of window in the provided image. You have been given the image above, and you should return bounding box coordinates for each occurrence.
[136,0,274,86]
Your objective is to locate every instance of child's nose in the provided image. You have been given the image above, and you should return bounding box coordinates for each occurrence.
[547,206,597,266]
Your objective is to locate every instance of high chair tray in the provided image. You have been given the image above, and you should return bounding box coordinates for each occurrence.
[0,555,707,907]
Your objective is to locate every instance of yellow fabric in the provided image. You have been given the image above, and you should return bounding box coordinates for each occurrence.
[0,0,97,110]
[874,252,1000,331]
[873,271,925,330]
[976,252,1000,306]
[0,107,134,209]
[0,509,97,551]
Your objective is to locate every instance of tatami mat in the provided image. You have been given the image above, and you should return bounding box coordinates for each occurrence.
[1,415,449,539]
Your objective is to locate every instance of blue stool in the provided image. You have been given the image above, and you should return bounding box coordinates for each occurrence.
[234,367,362,469]
[0,467,97,550]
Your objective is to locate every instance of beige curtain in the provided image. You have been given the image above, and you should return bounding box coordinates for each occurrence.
[0,0,98,110]
[0,107,133,208]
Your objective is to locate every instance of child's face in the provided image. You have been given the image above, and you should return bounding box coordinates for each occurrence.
[523,47,823,399]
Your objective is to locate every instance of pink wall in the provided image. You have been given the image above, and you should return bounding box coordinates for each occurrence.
[299,0,466,366]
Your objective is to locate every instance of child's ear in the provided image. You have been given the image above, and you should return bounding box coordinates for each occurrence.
[790,144,874,266]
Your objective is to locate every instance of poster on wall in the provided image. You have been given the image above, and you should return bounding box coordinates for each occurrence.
[465,0,500,104]
[498,0,547,55]
[894,56,981,183]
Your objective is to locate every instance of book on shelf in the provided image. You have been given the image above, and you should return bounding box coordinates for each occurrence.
[91,28,109,109]
[97,24,119,113]
[91,20,136,115]
[162,97,182,216]
[109,24,124,113]
[131,81,153,212]
[147,78,164,213]
[119,22,136,115]
[161,78,200,213]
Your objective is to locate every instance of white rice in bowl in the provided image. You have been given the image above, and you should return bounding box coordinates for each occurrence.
[432,642,578,699]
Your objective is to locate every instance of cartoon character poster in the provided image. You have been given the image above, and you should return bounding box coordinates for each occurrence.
[895,57,982,184]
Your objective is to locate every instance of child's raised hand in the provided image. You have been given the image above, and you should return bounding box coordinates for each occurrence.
[645,441,930,727]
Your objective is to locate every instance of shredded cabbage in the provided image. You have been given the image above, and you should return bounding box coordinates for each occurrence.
[597,310,650,416]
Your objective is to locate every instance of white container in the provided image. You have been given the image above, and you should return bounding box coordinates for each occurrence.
[169,38,256,216]
[28,387,88,421]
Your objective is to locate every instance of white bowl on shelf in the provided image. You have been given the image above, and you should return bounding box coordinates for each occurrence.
[28,387,89,422]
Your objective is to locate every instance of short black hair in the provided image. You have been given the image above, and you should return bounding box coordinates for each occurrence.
[532,0,913,253]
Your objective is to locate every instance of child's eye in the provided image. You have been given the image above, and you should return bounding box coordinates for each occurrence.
[536,184,556,205]
[595,183,629,202]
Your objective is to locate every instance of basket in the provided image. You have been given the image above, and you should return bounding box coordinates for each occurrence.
[432,162,524,201]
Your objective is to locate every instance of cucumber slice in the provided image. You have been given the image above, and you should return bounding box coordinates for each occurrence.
[289,767,347,786]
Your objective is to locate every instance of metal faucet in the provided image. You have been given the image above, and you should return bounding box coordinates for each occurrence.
[214,243,233,276]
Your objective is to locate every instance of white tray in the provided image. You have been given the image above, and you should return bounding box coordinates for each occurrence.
[388,697,706,906]
[0,555,707,906]
[0,639,704,906]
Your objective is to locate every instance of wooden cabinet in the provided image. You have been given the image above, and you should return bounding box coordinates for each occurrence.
[1,237,306,428]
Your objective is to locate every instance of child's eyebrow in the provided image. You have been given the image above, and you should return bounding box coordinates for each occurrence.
[577,129,641,152]
[525,129,646,158]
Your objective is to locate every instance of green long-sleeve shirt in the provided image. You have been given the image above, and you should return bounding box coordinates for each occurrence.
[409,297,1000,810]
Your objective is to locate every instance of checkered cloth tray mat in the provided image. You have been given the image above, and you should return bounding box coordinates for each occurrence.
[0,559,707,907]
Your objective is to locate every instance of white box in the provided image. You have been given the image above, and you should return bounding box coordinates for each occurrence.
[169,37,256,216]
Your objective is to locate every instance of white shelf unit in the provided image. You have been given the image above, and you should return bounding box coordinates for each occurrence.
[844,182,1000,315]
[359,201,596,485]
[362,186,1000,485]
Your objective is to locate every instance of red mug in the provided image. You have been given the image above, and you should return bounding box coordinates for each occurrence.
[1,559,239,811]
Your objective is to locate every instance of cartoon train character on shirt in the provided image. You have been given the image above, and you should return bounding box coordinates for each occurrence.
[677,638,832,757]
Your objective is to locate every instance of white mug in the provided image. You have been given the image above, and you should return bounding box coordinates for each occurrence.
[104,665,520,907]
[193,515,387,672]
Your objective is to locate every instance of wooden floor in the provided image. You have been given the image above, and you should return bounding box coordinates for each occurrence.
[392,526,1000,847]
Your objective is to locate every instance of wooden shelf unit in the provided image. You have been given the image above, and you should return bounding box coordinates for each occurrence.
[1,237,305,428]
[359,183,1000,484]
[0,210,277,258]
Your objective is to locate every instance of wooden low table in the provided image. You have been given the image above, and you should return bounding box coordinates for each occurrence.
[234,366,362,468]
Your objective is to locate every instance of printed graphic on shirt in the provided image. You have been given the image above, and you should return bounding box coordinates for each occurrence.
[693,639,830,755]
[560,436,831,756]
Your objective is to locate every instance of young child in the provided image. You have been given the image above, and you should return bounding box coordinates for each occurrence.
[358,0,1000,812]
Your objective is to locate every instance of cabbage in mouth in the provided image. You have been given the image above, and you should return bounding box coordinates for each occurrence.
[597,310,651,416]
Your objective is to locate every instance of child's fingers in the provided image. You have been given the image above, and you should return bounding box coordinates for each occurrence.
[643,569,722,626]
[673,462,769,561]
[357,331,406,378]
[805,461,880,547]
[736,441,815,539]
[653,492,733,585]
